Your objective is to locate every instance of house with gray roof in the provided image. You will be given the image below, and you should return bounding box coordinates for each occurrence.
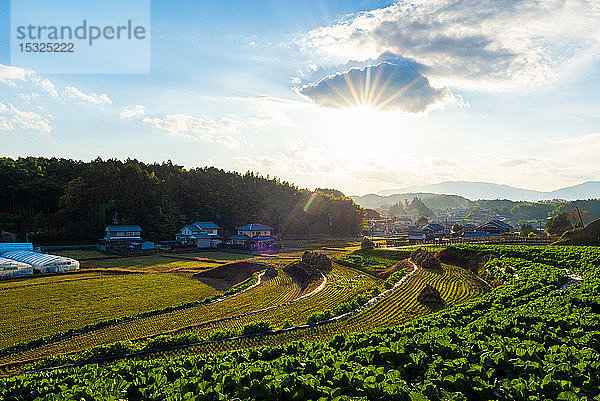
[176,221,221,248]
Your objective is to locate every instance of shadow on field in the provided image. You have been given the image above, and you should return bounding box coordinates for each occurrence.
[192,261,268,291]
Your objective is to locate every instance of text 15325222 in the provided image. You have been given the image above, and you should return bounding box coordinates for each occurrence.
[18,43,74,52]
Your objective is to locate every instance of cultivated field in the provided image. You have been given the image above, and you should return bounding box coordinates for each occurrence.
[0,246,491,373]
[0,271,220,349]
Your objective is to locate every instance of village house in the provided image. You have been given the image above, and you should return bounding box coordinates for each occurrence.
[104,225,142,243]
[227,223,277,251]
[422,223,446,238]
[99,225,154,253]
[175,221,221,248]
[476,220,513,236]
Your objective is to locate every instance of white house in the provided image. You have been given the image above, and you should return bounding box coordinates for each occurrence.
[176,221,221,248]
[227,224,276,250]
[104,225,142,242]
[236,223,273,237]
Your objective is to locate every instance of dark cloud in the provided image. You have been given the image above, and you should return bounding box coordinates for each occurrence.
[298,62,453,112]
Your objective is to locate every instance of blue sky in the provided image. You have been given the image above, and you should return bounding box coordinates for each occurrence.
[1,0,599,195]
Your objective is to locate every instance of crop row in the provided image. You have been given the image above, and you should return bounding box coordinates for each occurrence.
[0,269,301,366]
[174,263,486,357]
[176,263,379,340]
[0,272,220,350]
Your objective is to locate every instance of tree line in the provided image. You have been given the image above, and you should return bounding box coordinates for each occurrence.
[0,157,364,242]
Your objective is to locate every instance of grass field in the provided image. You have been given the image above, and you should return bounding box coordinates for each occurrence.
[49,249,114,260]
[279,238,360,251]
[172,251,251,261]
[0,272,220,350]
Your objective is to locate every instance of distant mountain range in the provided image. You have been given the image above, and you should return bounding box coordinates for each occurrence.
[350,193,473,211]
[375,181,600,202]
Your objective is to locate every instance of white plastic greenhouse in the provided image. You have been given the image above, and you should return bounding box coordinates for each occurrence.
[0,251,79,274]
[0,256,33,278]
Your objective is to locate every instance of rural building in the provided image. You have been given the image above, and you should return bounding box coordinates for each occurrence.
[408,231,427,242]
[175,221,221,248]
[99,225,151,253]
[476,220,513,235]
[104,225,142,242]
[422,223,446,238]
[1,250,79,273]
[227,223,277,250]
[236,223,273,237]
[0,256,33,278]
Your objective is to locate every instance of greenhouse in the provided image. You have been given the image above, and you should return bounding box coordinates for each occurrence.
[0,256,33,278]
[0,251,79,274]
[0,242,33,254]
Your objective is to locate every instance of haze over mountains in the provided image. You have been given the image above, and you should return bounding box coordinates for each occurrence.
[376,181,600,202]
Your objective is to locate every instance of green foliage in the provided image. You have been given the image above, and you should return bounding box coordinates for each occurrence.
[0,157,364,241]
[307,310,334,324]
[209,330,237,341]
[241,321,272,336]
[520,223,535,237]
[546,212,573,236]
[338,248,411,272]
[383,267,411,289]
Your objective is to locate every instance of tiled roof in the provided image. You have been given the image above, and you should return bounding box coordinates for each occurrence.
[229,234,251,240]
[194,221,220,230]
[106,225,142,232]
[236,223,273,231]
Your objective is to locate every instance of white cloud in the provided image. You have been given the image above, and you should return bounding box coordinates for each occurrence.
[142,112,274,148]
[0,64,31,84]
[0,102,52,133]
[298,62,456,112]
[301,0,600,89]
[0,64,57,96]
[35,78,58,97]
[120,105,146,119]
[237,140,336,174]
[63,86,112,105]
[0,120,14,131]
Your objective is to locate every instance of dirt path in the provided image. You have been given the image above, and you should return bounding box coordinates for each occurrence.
[559,269,583,290]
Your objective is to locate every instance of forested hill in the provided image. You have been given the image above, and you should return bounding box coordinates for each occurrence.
[0,157,364,242]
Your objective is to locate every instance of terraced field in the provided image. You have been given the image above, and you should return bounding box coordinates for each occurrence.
[176,263,487,356]
[0,272,220,349]
[179,263,378,339]
[0,247,494,374]
[0,257,378,368]
[0,269,300,365]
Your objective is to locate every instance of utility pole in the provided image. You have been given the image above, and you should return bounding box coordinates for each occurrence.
[576,207,584,228]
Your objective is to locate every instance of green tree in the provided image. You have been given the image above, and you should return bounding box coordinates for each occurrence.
[545,212,572,236]
[520,224,535,237]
